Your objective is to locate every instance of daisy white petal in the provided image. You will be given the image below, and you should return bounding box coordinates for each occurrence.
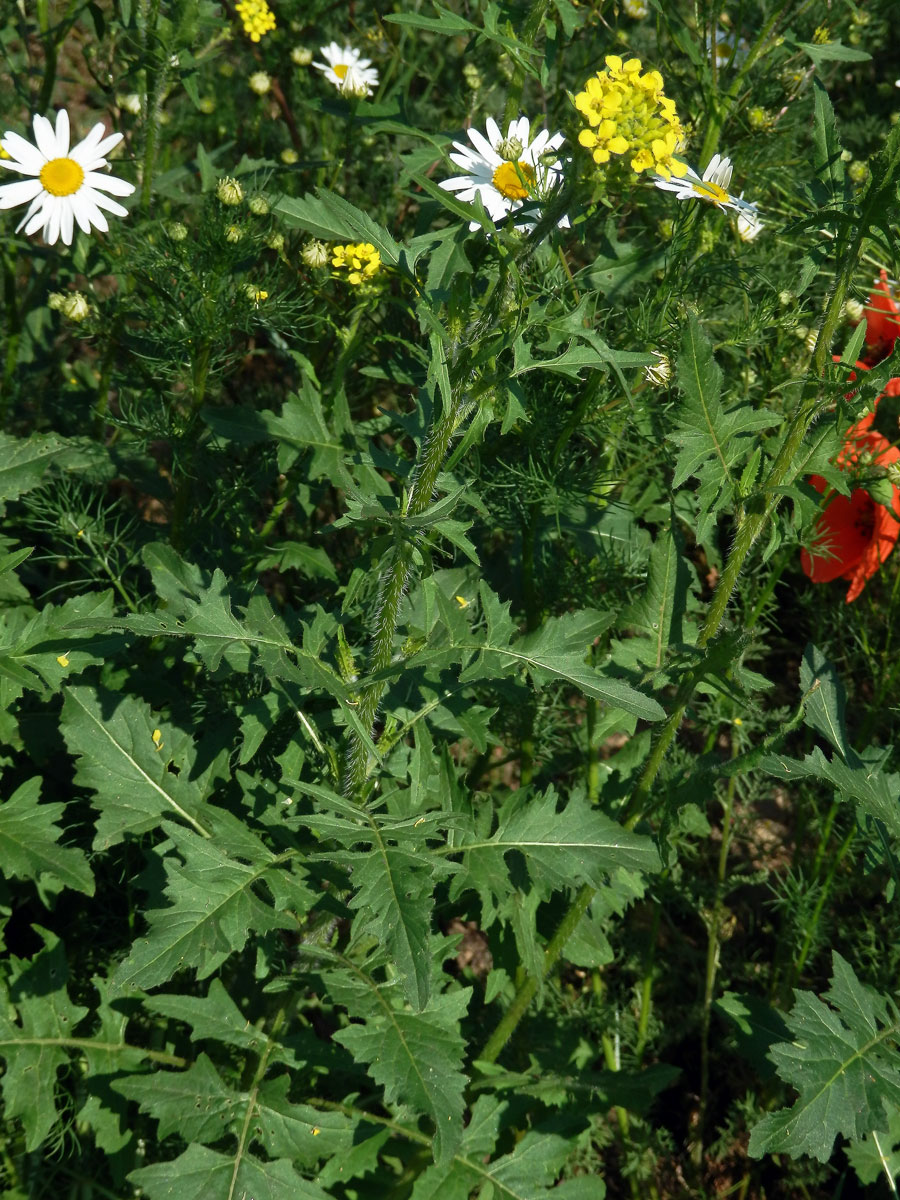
[0,177,45,207]
[82,170,135,196]
[0,132,44,174]
[85,189,129,218]
[484,117,502,146]
[60,199,74,246]
[32,114,59,160]
[74,130,125,167]
[55,109,70,156]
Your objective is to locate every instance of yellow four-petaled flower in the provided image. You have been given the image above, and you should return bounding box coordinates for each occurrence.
[574,55,688,182]
[331,242,381,286]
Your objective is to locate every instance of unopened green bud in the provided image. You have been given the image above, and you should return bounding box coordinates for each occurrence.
[248,195,270,215]
[166,220,189,241]
[266,231,286,253]
[49,291,90,322]
[216,176,244,206]
[301,239,329,268]
[224,224,243,243]
[291,45,313,66]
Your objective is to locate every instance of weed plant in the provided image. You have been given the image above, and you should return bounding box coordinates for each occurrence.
[1,1,900,1197]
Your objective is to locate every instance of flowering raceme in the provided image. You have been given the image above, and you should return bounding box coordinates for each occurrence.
[332,242,381,285]
[235,0,276,42]
[574,55,688,181]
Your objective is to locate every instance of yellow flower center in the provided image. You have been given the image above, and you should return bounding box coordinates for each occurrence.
[691,180,730,205]
[334,62,349,80]
[39,157,85,197]
[492,160,535,201]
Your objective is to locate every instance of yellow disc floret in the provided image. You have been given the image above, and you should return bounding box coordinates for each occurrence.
[331,242,381,286]
[492,161,536,201]
[39,157,85,196]
[235,0,276,42]
[574,54,688,181]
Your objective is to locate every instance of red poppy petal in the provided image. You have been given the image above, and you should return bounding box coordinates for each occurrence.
[865,270,900,354]
[843,498,900,602]
[801,489,873,583]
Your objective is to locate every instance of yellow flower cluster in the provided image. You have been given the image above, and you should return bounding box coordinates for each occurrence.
[331,242,381,286]
[574,55,688,181]
[235,0,276,42]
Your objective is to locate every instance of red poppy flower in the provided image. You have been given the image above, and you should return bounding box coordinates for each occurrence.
[864,269,900,360]
[801,422,900,603]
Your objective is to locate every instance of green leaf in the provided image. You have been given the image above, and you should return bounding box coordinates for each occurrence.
[60,686,214,849]
[329,970,470,1164]
[846,1104,900,1187]
[0,432,66,503]
[748,952,900,1162]
[111,822,297,991]
[458,588,664,721]
[145,978,299,1065]
[453,787,659,898]
[129,1142,328,1200]
[260,385,348,482]
[795,38,871,65]
[800,643,852,759]
[669,313,777,538]
[0,776,94,896]
[623,523,693,668]
[758,746,900,839]
[411,1095,572,1199]
[0,590,121,700]
[275,188,403,269]
[114,1053,235,1143]
[810,76,846,210]
[0,930,89,1151]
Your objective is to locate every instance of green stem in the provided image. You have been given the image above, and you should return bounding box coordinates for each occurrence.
[635,883,664,1064]
[170,340,212,549]
[138,0,164,213]
[502,0,550,127]
[478,881,594,1065]
[695,739,740,1165]
[1,252,22,425]
[789,822,855,993]
[343,390,474,797]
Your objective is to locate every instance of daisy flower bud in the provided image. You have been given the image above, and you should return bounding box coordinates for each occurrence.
[280,148,298,164]
[249,71,272,95]
[301,239,329,268]
[844,298,865,323]
[166,220,188,241]
[224,224,243,243]
[216,176,243,206]
[643,351,671,386]
[265,231,286,252]
[291,46,314,66]
[49,291,90,321]
[248,195,269,215]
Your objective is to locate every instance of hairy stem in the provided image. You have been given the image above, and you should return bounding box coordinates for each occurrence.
[343,391,472,797]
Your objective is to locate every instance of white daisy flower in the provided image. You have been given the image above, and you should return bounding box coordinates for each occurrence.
[313,42,379,97]
[439,115,569,233]
[651,153,752,214]
[0,109,134,247]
